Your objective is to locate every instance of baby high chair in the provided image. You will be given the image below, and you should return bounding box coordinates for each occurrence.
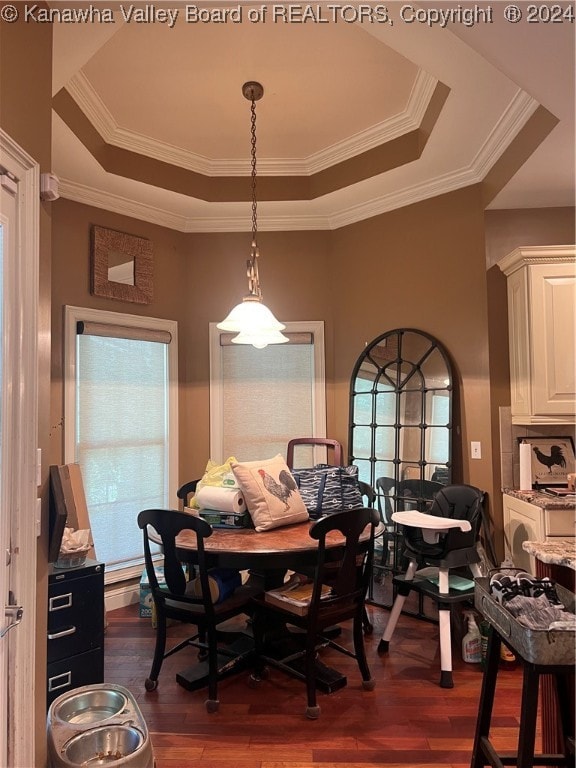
[377,484,485,688]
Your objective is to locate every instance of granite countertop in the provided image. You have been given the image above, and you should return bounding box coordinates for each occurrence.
[503,488,576,510]
[522,539,576,571]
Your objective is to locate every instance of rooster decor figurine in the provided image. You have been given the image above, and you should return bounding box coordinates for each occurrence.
[258,469,298,510]
[533,445,567,473]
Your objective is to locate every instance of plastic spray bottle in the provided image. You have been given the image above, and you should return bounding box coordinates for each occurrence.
[462,611,482,663]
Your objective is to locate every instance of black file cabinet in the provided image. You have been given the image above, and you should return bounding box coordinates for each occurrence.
[47,559,105,707]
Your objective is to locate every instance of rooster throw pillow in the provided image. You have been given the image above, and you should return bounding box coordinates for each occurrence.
[231,455,309,532]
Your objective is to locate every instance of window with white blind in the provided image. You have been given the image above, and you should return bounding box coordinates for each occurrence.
[64,306,178,582]
[209,321,326,463]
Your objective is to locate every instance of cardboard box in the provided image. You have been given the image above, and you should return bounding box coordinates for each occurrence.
[139,566,166,618]
[199,509,251,528]
[50,463,96,560]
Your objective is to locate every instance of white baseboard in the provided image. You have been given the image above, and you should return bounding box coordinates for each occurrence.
[105,583,140,613]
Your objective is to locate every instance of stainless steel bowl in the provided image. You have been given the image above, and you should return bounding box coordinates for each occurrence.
[55,689,128,725]
[63,725,144,765]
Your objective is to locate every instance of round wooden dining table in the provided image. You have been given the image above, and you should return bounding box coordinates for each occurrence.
[174,519,353,573]
[168,519,359,694]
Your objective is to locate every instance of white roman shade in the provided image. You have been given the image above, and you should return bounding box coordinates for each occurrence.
[65,306,178,581]
[210,321,326,463]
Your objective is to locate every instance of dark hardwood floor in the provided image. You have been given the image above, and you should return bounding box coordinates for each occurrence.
[103,595,531,768]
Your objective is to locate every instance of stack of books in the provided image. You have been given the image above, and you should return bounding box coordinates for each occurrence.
[264,580,332,615]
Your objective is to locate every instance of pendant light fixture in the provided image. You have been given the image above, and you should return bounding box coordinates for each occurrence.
[217,82,288,349]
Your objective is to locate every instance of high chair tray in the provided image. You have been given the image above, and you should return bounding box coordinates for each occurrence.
[474,577,575,666]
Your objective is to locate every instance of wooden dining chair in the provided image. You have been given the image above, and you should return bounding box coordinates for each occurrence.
[176,479,199,510]
[249,506,380,719]
[286,437,343,469]
[286,436,377,633]
[137,509,260,712]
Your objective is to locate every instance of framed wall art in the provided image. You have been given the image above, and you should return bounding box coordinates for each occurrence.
[90,225,153,304]
[519,436,576,487]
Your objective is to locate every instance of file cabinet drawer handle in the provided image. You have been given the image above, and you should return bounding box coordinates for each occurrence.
[47,626,76,640]
[49,593,72,611]
[48,671,71,692]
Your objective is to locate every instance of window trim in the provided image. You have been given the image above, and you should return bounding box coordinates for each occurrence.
[209,320,326,464]
[64,305,179,584]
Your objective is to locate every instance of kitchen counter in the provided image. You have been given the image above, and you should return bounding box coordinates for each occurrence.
[522,539,576,571]
[520,535,575,759]
[502,492,575,574]
[503,488,576,510]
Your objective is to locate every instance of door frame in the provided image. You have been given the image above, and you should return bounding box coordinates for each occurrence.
[0,128,39,768]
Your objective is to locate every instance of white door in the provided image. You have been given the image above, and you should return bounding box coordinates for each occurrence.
[0,131,39,768]
[0,163,15,767]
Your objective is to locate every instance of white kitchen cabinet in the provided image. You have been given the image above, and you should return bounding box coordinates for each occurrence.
[498,245,576,425]
[502,492,575,573]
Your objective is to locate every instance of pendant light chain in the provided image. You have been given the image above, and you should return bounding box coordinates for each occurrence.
[247,92,262,299]
[217,81,288,347]
[250,96,258,247]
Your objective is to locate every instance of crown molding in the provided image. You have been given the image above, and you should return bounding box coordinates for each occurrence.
[329,89,540,228]
[304,69,437,174]
[58,178,330,231]
[59,169,476,232]
[58,179,191,230]
[67,73,216,174]
[472,89,539,178]
[57,86,541,231]
[327,166,480,228]
[66,69,437,176]
[497,244,575,275]
[186,212,332,232]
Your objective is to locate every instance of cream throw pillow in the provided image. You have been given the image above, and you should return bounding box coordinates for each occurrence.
[231,455,309,532]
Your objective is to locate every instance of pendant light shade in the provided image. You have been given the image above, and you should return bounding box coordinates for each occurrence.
[217,82,288,348]
[218,296,286,333]
[230,328,290,349]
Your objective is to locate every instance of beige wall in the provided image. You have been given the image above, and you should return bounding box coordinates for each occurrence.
[0,6,53,767]
[50,204,190,467]
[52,196,575,569]
[329,185,493,494]
[485,207,575,267]
[52,185,496,502]
[51,202,335,482]
[2,12,574,761]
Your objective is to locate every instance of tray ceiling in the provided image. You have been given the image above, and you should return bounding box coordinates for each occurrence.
[51,3,575,232]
